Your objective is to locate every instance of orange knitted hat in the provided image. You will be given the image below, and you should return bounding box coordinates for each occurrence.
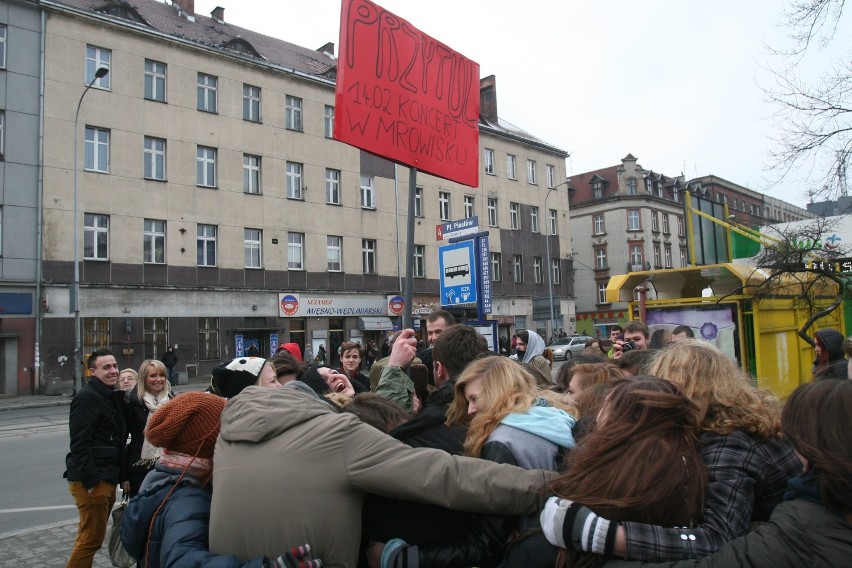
[145,392,226,459]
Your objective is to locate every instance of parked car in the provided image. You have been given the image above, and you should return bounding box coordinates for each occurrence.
[547,335,594,361]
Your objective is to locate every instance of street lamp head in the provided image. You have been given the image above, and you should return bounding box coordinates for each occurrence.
[94,67,109,79]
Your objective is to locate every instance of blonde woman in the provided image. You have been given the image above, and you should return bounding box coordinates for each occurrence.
[376,356,576,567]
[125,359,174,496]
[541,339,803,561]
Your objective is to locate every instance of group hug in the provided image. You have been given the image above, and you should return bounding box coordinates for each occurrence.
[64,316,851,568]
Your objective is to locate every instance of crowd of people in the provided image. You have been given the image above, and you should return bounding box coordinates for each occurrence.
[63,313,851,568]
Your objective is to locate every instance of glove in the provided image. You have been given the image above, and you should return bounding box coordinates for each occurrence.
[540,496,618,555]
[269,544,323,568]
[380,538,419,568]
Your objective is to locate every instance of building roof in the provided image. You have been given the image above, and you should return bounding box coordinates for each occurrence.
[44,0,338,80]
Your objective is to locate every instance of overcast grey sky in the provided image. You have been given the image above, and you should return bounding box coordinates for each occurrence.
[192,0,851,208]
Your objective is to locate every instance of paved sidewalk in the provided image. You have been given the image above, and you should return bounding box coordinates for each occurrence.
[0,379,211,412]
[0,518,114,567]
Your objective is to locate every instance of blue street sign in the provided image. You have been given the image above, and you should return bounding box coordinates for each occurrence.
[439,240,478,306]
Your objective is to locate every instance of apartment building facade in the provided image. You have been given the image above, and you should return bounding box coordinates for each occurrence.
[32,0,572,388]
[0,0,41,395]
[568,154,688,337]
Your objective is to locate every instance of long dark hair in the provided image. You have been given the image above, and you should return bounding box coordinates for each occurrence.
[550,376,707,567]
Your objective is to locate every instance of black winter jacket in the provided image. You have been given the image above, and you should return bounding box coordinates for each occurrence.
[64,378,127,489]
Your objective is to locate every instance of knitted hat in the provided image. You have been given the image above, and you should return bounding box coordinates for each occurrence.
[145,392,226,460]
[210,357,267,398]
[279,342,303,362]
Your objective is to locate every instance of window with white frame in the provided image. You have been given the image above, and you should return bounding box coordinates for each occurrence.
[512,255,523,282]
[197,73,217,112]
[677,215,685,236]
[198,317,220,360]
[484,148,495,175]
[656,183,663,198]
[672,186,680,203]
[552,258,561,284]
[680,247,687,267]
[593,214,605,235]
[325,168,341,204]
[327,235,342,271]
[506,154,516,179]
[0,111,4,158]
[464,195,474,219]
[651,210,659,232]
[592,181,604,199]
[414,186,423,217]
[243,84,261,122]
[491,252,502,281]
[362,239,376,274]
[143,219,165,264]
[662,213,670,234]
[595,247,607,270]
[413,245,425,277]
[360,175,375,209]
[243,154,261,194]
[597,282,608,304]
[0,25,6,69]
[653,243,661,267]
[287,232,304,270]
[143,317,168,360]
[664,244,672,268]
[196,146,216,187]
[549,209,558,235]
[86,45,111,89]
[630,244,643,268]
[143,137,166,180]
[533,257,543,283]
[0,206,2,255]
[196,224,217,266]
[627,209,641,231]
[527,159,537,184]
[324,105,335,138]
[286,162,303,199]
[626,178,637,195]
[245,228,262,268]
[530,206,539,233]
[84,213,109,260]
[85,127,109,172]
[144,59,166,102]
[285,95,303,131]
[487,198,498,227]
[509,202,520,230]
[546,164,556,188]
[439,191,451,221]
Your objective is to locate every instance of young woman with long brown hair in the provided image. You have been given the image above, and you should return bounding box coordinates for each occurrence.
[604,378,852,567]
[542,339,802,561]
[541,376,707,567]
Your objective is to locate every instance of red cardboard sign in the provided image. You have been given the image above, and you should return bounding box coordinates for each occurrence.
[335,0,480,187]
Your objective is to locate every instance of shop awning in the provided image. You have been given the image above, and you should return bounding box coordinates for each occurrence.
[358,317,394,331]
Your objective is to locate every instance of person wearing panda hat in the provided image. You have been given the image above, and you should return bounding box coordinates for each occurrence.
[208,357,283,398]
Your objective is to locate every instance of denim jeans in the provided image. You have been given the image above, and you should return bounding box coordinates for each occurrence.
[67,480,116,568]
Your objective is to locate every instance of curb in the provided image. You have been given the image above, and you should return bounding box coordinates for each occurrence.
[0,517,78,540]
[0,398,73,412]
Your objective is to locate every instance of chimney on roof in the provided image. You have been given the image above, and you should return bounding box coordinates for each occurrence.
[480,75,497,123]
[317,42,335,57]
[172,0,195,17]
[211,6,225,22]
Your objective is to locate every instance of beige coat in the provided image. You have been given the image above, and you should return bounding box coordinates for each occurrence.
[209,383,553,567]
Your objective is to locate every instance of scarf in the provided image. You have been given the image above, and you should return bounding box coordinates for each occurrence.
[158,449,213,485]
[140,391,169,462]
[500,399,577,449]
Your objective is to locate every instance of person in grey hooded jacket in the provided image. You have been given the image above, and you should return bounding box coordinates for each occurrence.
[208,381,555,568]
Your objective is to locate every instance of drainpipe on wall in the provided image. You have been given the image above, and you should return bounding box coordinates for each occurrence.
[34,8,48,395]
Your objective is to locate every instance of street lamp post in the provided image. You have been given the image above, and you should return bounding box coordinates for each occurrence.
[72,67,109,395]
[544,180,570,342]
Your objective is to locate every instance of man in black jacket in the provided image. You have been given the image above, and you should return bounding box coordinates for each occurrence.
[65,348,128,568]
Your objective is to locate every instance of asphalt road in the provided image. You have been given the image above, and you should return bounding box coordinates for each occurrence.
[0,405,81,536]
